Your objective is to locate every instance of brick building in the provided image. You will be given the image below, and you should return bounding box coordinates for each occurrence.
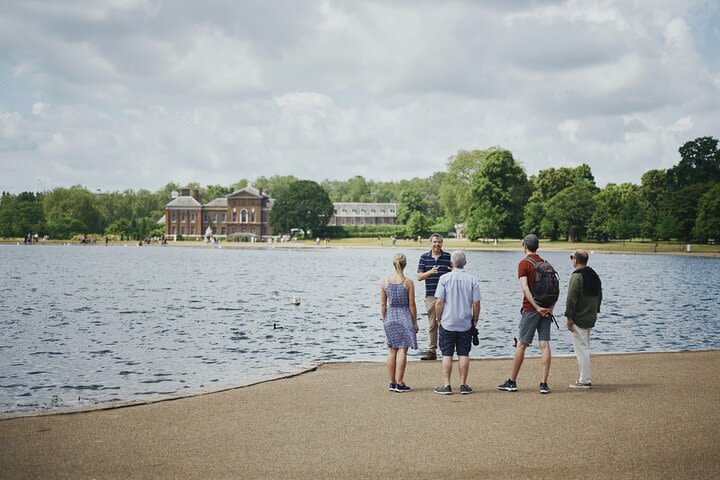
[165,186,274,240]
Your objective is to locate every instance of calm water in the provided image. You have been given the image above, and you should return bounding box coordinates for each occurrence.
[1,244,718,414]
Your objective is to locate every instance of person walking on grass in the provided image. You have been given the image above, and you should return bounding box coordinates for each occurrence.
[417,233,452,361]
[498,234,556,394]
[380,253,419,392]
[433,251,481,395]
[566,249,602,389]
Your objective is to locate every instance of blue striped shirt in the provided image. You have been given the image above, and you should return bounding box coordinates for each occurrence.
[417,250,452,297]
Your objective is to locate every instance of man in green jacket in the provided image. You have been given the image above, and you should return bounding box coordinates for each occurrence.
[565,249,602,389]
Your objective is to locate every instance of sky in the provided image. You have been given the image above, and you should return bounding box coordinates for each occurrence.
[1,0,719,194]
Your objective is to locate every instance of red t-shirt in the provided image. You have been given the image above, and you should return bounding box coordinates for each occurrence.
[518,253,544,312]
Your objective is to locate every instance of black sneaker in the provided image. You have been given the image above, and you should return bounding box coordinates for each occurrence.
[498,379,517,392]
[388,383,397,392]
[539,382,550,394]
[434,385,452,395]
[460,384,472,395]
[420,352,437,361]
[395,383,411,392]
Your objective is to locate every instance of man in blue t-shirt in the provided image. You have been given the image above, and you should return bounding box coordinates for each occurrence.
[416,233,452,360]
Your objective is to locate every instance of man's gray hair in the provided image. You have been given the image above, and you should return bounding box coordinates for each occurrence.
[450,250,466,268]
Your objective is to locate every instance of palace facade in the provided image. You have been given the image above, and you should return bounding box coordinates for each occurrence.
[165,189,398,239]
[165,186,274,239]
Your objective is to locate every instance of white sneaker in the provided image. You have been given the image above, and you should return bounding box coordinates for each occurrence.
[569,382,592,389]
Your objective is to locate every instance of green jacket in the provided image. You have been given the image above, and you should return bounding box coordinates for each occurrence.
[564,270,602,329]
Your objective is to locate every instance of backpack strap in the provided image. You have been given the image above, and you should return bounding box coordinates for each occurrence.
[522,257,539,267]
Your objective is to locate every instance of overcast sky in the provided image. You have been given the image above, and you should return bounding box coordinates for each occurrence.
[1,0,719,193]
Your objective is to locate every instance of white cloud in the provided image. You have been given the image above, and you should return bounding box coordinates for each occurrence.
[0,0,718,192]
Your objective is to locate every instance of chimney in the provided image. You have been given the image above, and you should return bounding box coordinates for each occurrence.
[181,188,190,197]
[191,189,202,203]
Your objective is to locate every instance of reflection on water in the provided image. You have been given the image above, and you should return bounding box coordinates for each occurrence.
[1,244,718,413]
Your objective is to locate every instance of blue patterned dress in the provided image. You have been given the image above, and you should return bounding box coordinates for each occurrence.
[383,281,418,349]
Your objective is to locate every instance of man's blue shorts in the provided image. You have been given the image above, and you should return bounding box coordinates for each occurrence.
[439,326,472,357]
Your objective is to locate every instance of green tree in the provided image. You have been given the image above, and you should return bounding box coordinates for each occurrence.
[544,184,595,242]
[203,184,232,202]
[269,180,334,236]
[404,211,431,238]
[0,192,45,237]
[466,203,504,241]
[667,136,720,189]
[439,149,492,225]
[254,175,299,199]
[46,216,87,239]
[693,184,720,241]
[469,149,530,238]
[587,183,641,241]
[397,187,428,224]
[656,183,712,240]
[43,186,102,235]
[639,169,667,240]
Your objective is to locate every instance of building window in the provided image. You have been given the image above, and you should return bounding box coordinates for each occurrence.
[221,227,226,235]
[221,212,226,223]
[203,213,208,222]
[181,226,185,235]
[171,226,176,234]
[232,228,237,234]
[181,211,186,221]
[191,227,195,235]
[232,210,237,222]
[191,212,195,222]
[171,211,176,221]
[251,209,256,223]
[212,213,217,223]
[241,209,248,222]
[390,209,395,214]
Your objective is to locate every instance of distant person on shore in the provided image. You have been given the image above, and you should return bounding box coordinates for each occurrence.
[417,234,452,361]
[433,250,481,395]
[565,250,602,389]
[498,234,556,394]
[380,253,418,392]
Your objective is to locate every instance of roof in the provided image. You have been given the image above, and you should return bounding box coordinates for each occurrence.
[205,197,228,207]
[227,186,262,199]
[166,196,202,208]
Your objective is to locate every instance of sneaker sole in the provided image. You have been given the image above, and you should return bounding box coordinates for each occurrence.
[540,390,550,394]
[569,385,591,389]
[434,390,452,395]
[498,387,517,392]
[460,391,472,395]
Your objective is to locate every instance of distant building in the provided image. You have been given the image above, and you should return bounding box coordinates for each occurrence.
[328,202,398,226]
[165,186,274,239]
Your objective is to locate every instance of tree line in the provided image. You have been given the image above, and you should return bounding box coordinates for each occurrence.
[1,136,718,242]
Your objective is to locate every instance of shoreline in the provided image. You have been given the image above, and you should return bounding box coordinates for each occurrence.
[2,238,719,258]
[1,350,718,479]
[2,348,716,421]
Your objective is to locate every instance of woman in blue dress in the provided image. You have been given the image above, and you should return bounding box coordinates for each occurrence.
[380,253,418,392]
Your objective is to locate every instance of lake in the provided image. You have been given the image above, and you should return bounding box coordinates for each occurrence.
[1,244,718,414]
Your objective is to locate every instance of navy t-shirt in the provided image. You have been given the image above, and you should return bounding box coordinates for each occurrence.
[417,250,452,297]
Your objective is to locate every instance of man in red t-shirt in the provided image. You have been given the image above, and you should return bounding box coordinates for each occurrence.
[498,234,555,394]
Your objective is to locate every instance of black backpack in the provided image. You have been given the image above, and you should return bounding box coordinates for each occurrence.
[523,257,560,308]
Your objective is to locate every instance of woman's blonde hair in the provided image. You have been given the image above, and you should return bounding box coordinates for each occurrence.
[393,253,407,281]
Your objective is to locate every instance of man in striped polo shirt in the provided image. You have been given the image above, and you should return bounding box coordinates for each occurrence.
[416,233,452,361]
